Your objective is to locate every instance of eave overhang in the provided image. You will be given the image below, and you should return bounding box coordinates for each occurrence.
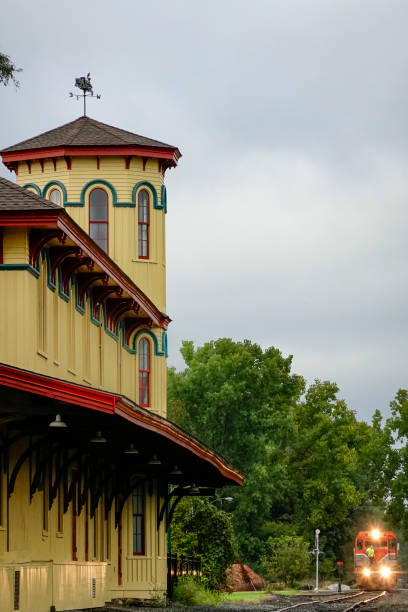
[1,145,181,170]
[0,207,170,330]
[0,363,243,487]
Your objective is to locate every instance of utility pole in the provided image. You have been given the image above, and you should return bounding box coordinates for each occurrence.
[314,529,320,592]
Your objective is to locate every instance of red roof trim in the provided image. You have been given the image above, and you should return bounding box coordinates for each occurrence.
[0,364,243,485]
[2,145,181,166]
[0,364,115,413]
[116,401,243,483]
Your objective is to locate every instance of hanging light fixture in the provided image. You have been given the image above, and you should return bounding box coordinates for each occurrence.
[49,414,67,428]
[188,484,200,495]
[169,465,182,475]
[90,430,107,443]
[124,443,139,455]
[148,454,162,465]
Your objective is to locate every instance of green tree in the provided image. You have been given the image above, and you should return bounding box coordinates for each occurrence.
[169,339,397,572]
[168,339,304,564]
[171,498,237,589]
[286,381,363,543]
[385,390,408,536]
[0,52,21,87]
[262,535,311,587]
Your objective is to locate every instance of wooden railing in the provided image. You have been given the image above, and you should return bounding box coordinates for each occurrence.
[167,553,202,598]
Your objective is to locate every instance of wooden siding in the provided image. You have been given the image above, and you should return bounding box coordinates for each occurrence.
[0,440,167,611]
[16,156,166,311]
[0,244,167,416]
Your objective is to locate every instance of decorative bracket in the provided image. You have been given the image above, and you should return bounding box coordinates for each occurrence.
[91,286,122,319]
[48,245,81,285]
[76,272,109,306]
[29,229,65,267]
[60,256,92,294]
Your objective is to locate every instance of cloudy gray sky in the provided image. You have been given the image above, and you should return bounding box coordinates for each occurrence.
[1,0,407,421]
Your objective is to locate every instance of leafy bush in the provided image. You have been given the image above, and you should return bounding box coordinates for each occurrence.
[171,498,237,589]
[172,577,220,606]
[262,535,311,587]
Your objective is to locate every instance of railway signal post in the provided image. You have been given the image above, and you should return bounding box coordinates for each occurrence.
[336,561,344,592]
[314,529,321,592]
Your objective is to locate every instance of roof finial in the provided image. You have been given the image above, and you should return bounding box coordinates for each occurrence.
[69,73,101,116]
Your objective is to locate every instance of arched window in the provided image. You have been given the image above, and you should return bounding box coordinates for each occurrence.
[89,188,108,252]
[138,338,150,407]
[49,188,62,206]
[138,189,149,259]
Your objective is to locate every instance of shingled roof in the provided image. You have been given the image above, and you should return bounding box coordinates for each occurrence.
[1,116,179,153]
[0,176,60,210]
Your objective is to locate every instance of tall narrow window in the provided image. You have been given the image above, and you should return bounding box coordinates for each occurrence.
[38,258,47,355]
[132,484,145,555]
[89,188,108,252]
[138,338,150,407]
[42,462,49,533]
[49,188,62,206]
[138,189,149,259]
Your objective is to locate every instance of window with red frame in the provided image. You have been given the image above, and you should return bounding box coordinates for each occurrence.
[132,484,145,555]
[138,189,149,258]
[89,188,108,252]
[138,338,150,407]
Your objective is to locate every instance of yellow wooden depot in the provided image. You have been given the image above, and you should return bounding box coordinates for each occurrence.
[0,116,242,612]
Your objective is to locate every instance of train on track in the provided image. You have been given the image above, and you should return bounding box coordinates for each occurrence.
[354,528,398,589]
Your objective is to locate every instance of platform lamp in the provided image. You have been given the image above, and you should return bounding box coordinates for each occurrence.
[49,414,67,428]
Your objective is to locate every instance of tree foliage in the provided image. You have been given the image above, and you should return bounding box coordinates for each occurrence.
[0,53,21,87]
[262,536,311,586]
[170,498,236,589]
[385,390,408,536]
[169,338,397,579]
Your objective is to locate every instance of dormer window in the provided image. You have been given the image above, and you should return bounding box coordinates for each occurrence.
[49,188,62,206]
[89,188,108,252]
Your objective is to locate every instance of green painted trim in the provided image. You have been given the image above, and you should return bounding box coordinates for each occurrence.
[161,185,167,214]
[122,327,167,356]
[133,329,166,356]
[22,183,41,195]
[80,179,118,206]
[63,201,83,208]
[42,180,68,205]
[57,271,71,302]
[74,280,85,315]
[89,295,102,327]
[21,178,165,209]
[101,303,120,341]
[132,181,160,209]
[40,250,56,291]
[162,330,168,357]
[0,263,39,278]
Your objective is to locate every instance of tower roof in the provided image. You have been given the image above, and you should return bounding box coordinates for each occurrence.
[1,115,179,154]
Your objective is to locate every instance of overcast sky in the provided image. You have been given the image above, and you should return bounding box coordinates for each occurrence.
[1,0,407,421]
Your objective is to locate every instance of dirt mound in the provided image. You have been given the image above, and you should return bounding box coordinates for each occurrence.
[226,563,266,591]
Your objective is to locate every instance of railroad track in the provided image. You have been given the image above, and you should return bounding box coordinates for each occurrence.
[275,590,388,611]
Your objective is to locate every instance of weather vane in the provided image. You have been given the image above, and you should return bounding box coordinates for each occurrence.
[69,73,101,116]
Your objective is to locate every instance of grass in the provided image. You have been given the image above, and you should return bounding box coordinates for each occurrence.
[220,591,270,603]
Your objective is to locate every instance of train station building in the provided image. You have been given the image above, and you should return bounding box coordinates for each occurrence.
[0,115,242,611]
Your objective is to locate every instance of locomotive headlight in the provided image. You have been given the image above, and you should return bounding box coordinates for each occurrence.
[362,568,371,577]
[380,566,391,578]
[371,529,380,539]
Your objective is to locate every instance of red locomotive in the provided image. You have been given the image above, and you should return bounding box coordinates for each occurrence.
[354,529,398,589]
